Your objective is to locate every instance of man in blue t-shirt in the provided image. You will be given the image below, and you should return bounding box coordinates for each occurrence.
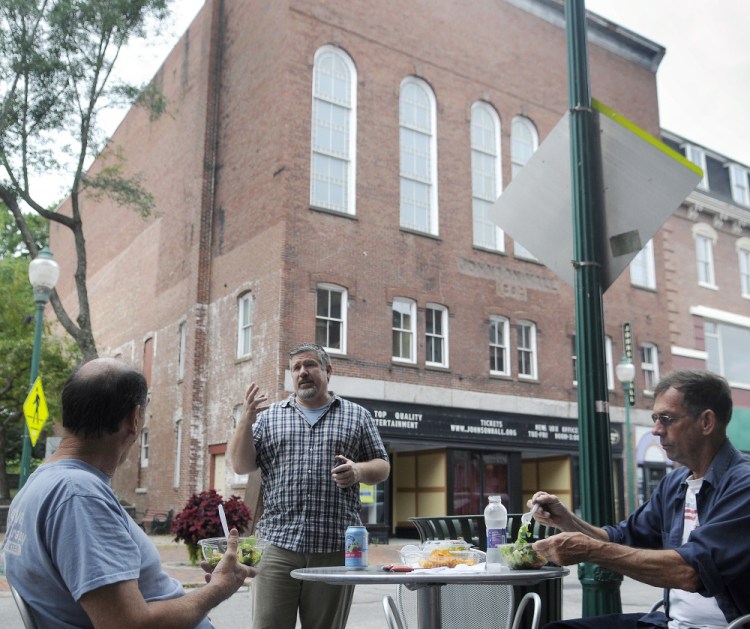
[2,358,257,628]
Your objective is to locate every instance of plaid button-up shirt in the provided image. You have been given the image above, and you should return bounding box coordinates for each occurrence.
[253,393,388,553]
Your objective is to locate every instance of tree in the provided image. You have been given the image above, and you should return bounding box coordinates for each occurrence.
[0,207,79,500]
[0,0,170,360]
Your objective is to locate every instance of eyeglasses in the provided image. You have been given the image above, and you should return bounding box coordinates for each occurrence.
[650,413,690,427]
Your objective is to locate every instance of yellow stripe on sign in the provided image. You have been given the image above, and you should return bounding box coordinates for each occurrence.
[592,98,704,179]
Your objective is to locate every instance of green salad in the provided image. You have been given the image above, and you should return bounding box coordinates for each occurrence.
[207,536,264,568]
[498,522,546,569]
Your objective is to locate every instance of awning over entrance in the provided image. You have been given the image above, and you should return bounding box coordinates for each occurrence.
[728,407,750,452]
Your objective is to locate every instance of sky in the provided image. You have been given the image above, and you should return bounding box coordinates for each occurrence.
[115,0,750,166]
[584,0,750,165]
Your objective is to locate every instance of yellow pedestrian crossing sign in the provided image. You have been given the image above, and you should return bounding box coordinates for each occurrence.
[23,376,49,447]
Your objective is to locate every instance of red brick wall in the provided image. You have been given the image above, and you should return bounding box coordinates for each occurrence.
[49,0,673,512]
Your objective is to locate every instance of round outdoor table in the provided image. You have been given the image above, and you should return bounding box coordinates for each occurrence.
[291,564,569,629]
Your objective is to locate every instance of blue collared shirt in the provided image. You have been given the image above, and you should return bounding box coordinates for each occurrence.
[252,393,389,553]
[604,439,750,621]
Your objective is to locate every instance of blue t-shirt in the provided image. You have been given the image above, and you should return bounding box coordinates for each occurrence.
[2,459,212,628]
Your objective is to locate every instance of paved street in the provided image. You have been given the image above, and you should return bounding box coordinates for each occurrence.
[1,535,662,628]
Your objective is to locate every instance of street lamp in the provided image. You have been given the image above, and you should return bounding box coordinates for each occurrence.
[615,354,637,514]
[19,246,60,489]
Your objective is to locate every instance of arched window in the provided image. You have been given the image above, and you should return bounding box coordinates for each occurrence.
[471,102,503,251]
[310,46,357,214]
[400,77,438,235]
[510,116,539,260]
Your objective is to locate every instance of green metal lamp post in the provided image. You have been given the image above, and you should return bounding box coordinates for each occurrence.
[19,246,60,490]
[565,0,622,614]
[616,355,637,514]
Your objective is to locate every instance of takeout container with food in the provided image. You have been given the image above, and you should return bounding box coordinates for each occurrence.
[199,536,268,567]
[498,542,547,569]
[399,540,486,569]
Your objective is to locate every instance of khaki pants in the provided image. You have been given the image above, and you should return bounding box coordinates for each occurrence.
[252,544,354,629]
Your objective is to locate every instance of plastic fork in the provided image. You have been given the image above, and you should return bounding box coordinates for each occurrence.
[521,503,540,524]
[218,504,230,539]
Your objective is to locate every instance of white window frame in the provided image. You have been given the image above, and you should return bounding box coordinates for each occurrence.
[399,77,438,235]
[510,116,539,260]
[737,238,750,298]
[629,239,656,289]
[701,314,750,389]
[640,343,660,395]
[140,428,149,468]
[392,298,416,364]
[177,320,187,381]
[310,46,357,214]
[570,334,612,388]
[692,223,717,288]
[316,283,347,354]
[517,320,538,380]
[728,164,750,207]
[684,144,709,191]
[489,315,510,377]
[471,102,503,251]
[237,292,254,359]
[425,303,449,368]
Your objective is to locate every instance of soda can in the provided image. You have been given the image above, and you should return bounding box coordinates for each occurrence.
[344,525,368,568]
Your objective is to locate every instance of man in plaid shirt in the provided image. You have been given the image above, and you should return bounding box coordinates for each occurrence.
[229,343,390,629]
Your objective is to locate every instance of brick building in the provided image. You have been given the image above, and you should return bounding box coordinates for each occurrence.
[629,131,750,502]
[50,0,697,536]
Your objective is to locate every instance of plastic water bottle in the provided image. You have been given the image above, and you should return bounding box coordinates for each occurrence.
[485,495,508,572]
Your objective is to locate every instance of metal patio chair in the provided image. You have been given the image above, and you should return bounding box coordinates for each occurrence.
[10,584,39,629]
[384,584,541,629]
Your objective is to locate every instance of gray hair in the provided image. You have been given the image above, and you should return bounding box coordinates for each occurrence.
[289,343,331,369]
[653,369,732,425]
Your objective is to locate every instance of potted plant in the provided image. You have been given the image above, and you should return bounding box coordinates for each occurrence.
[171,489,251,565]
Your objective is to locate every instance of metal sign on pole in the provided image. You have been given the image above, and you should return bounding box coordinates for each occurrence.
[23,376,49,447]
[487,99,701,290]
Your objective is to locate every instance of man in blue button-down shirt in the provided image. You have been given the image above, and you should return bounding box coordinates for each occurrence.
[531,369,750,629]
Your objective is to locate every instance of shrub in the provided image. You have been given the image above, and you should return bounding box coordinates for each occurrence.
[171,489,251,564]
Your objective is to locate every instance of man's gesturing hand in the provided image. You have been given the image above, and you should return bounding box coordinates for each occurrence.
[242,383,269,425]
